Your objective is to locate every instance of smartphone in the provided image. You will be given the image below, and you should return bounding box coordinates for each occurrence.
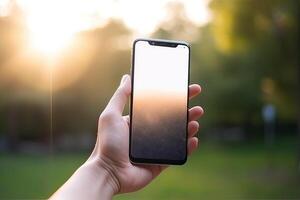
[129,38,190,165]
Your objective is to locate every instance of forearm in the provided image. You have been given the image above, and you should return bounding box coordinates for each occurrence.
[49,159,118,200]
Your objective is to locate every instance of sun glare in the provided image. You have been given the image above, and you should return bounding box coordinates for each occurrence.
[1,0,211,56]
[27,17,74,56]
[18,0,85,56]
[0,0,211,91]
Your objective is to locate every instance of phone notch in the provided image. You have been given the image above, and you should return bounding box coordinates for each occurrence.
[148,40,178,48]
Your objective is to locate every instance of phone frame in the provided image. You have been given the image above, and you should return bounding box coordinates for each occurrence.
[129,38,191,165]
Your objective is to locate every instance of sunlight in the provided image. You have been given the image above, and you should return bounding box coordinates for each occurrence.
[27,17,74,56]
[19,0,87,56]
[13,0,211,56]
[0,0,212,91]
[107,0,212,35]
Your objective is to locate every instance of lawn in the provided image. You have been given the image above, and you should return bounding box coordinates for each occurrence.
[0,137,299,199]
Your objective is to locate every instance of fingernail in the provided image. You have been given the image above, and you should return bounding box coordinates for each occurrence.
[120,74,128,85]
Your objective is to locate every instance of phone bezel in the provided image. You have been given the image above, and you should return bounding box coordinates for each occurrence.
[129,38,191,165]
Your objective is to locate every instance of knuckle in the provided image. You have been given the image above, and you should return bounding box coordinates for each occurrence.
[99,111,115,124]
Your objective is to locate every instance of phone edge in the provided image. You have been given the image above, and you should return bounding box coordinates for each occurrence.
[129,38,191,166]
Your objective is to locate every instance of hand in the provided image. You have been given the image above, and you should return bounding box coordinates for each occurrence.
[50,74,204,200]
[88,74,204,194]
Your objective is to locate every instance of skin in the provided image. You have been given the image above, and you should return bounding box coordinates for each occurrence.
[50,74,204,200]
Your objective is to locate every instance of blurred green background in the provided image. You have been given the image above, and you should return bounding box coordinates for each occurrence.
[0,0,299,199]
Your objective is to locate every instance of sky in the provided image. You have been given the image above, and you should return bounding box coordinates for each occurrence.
[0,0,211,55]
[0,0,211,34]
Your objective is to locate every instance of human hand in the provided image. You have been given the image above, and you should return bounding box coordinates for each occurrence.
[50,74,203,200]
[87,74,204,194]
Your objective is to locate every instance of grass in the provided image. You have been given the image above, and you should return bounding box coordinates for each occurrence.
[0,137,299,199]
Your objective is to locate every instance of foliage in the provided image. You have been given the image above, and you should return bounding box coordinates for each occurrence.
[153,0,299,128]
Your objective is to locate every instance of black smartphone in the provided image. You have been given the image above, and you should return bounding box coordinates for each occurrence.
[129,38,190,165]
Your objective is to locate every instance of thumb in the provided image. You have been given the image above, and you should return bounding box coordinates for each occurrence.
[104,74,131,115]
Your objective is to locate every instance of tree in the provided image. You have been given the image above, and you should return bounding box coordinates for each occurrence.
[151,2,198,41]
[194,0,299,131]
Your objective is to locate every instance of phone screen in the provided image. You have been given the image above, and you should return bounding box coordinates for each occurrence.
[130,39,190,165]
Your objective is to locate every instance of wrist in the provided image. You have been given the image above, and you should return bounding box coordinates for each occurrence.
[84,156,121,196]
[51,158,119,200]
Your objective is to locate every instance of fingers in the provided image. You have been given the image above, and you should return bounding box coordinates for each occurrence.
[104,74,131,115]
[188,121,199,138]
[189,84,201,100]
[189,106,204,121]
[103,80,200,116]
[187,137,199,155]
[123,106,204,124]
